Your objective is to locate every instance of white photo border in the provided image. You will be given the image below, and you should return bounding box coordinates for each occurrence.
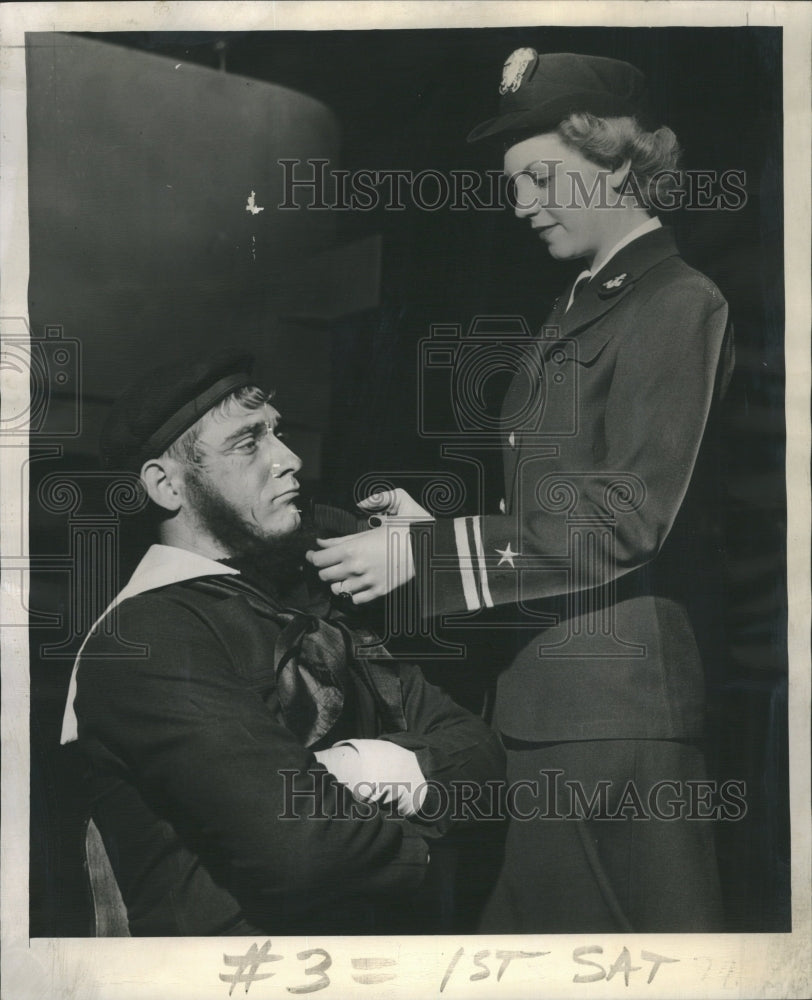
[1,3,809,998]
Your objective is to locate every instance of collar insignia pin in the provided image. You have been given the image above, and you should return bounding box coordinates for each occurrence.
[602,273,628,290]
[598,272,631,298]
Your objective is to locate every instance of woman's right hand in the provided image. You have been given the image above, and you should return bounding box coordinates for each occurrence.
[357,488,432,522]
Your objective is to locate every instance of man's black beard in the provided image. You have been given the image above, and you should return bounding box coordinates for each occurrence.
[184,467,318,594]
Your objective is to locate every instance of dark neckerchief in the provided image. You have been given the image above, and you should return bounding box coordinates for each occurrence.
[190,564,406,747]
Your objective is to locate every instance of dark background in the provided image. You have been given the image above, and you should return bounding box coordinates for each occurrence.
[26,27,788,935]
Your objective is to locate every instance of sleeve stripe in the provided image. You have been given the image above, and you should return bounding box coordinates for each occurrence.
[453,517,481,612]
[465,517,485,608]
[471,516,495,609]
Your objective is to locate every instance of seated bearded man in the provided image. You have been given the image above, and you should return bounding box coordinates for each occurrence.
[60,350,505,936]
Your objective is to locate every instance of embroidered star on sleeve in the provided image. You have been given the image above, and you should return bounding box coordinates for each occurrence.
[495,543,518,568]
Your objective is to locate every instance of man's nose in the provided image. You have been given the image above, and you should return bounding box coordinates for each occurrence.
[270,438,302,478]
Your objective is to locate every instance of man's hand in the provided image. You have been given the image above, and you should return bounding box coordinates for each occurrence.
[357,488,432,523]
[306,522,416,604]
[314,740,428,816]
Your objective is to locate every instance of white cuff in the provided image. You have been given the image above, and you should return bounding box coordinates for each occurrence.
[315,738,428,816]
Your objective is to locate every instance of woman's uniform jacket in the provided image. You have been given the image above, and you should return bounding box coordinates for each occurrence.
[418,225,735,743]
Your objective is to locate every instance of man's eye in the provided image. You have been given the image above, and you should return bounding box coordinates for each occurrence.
[532,174,551,187]
[234,439,258,453]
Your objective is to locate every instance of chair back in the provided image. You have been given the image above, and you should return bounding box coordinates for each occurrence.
[84,817,130,936]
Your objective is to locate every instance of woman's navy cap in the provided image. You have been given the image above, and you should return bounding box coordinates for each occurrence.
[100,349,256,472]
[467,49,649,143]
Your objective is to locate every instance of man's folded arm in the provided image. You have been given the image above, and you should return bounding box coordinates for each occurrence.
[377,664,506,830]
[75,597,427,917]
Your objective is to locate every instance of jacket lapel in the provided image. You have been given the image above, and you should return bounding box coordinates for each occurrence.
[540,226,681,361]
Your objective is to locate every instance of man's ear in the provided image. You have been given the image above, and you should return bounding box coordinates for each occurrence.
[141,457,184,512]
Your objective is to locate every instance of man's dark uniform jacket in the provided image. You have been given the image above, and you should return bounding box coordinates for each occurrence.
[61,544,504,936]
[413,226,735,932]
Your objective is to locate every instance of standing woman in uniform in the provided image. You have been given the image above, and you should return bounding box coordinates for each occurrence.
[308,50,734,933]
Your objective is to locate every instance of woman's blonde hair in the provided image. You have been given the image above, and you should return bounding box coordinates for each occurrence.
[557,112,682,207]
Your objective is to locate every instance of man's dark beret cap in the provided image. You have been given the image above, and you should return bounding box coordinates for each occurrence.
[467,49,648,143]
[99,349,256,472]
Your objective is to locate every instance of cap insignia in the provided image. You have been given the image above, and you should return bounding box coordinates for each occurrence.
[499,48,538,95]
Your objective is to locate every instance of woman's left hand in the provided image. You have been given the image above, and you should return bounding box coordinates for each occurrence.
[306,523,415,603]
